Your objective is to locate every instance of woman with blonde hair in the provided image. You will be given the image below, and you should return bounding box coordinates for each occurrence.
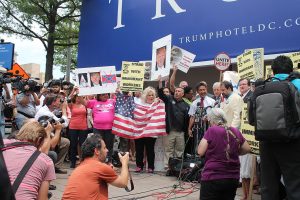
[135,86,159,173]
[198,108,250,200]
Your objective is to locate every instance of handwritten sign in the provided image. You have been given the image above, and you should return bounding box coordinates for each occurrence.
[120,61,145,91]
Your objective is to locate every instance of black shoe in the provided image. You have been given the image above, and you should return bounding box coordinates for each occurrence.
[166,169,172,176]
[49,184,56,190]
[48,192,53,199]
[55,167,68,174]
[70,163,76,168]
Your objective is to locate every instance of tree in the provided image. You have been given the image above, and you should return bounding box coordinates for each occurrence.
[0,0,81,81]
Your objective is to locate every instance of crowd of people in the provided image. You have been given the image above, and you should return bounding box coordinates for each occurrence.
[0,55,299,200]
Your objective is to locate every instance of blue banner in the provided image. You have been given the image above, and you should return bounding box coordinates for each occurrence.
[0,43,14,70]
[78,0,300,71]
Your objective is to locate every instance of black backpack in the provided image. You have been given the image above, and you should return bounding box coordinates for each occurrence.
[248,75,300,141]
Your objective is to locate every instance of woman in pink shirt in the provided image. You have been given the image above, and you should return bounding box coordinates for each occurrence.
[80,92,116,163]
[68,94,88,168]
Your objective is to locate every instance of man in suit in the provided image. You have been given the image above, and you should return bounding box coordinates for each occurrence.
[220,81,243,128]
[238,78,253,103]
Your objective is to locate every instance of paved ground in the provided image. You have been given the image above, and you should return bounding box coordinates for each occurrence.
[50,162,261,200]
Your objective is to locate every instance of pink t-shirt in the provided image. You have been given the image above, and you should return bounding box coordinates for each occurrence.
[69,104,88,130]
[87,99,116,130]
[3,139,56,200]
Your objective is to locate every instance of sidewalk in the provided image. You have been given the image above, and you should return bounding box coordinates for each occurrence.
[50,162,261,200]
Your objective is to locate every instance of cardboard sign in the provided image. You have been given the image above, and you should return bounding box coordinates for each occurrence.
[74,66,117,96]
[120,62,145,92]
[241,103,259,155]
[237,48,264,80]
[171,46,196,73]
[151,35,172,81]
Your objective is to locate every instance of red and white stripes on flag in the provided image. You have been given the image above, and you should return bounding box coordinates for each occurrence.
[112,100,167,139]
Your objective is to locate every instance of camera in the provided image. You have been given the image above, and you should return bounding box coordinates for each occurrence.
[0,72,22,85]
[38,115,65,128]
[14,79,39,93]
[111,151,126,168]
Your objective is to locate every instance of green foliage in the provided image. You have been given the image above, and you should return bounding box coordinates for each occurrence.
[0,0,81,80]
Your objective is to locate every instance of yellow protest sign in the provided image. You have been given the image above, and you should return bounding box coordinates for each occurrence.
[238,48,264,80]
[241,103,259,155]
[265,65,272,80]
[120,61,145,92]
[288,51,300,72]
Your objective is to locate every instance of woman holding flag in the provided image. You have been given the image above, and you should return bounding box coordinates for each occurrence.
[112,86,167,173]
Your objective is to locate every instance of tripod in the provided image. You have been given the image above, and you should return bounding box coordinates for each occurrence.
[192,106,210,156]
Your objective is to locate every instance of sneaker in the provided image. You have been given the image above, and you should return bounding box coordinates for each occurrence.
[135,167,143,172]
[49,184,56,190]
[166,169,172,176]
[55,167,68,174]
[147,168,154,173]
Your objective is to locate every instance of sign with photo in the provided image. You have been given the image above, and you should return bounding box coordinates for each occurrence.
[74,66,117,96]
[120,62,145,92]
[139,61,152,81]
[151,35,172,81]
[171,46,196,73]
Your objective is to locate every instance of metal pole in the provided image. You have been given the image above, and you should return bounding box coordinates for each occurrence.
[66,21,72,82]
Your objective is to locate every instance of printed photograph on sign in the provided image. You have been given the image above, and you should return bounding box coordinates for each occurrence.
[151,35,172,81]
[74,66,117,96]
[140,61,152,81]
[90,72,102,87]
[171,46,196,73]
[78,73,89,88]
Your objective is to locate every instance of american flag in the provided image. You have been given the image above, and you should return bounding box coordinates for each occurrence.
[112,93,167,139]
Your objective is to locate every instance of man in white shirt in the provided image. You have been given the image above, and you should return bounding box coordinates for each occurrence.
[35,93,70,174]
[220,81,243,128]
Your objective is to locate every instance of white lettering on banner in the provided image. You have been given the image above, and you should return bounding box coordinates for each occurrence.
[285,19,293,27]
[296,17,300,25]
[152,0,186,20]
[110,0,241,29]
[177,17,300,44]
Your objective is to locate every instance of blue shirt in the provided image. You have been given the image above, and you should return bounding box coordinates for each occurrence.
[274,73,300,92]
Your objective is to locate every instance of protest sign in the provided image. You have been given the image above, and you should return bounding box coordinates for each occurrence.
[223,71,239,93]
[241,104,259,155]
[151,35,172,81]
[288,51,300,72]
[265,65,272,79]
[74,66,117,96]
[214,52,231,72]
[120,61,145,92]
[171,46,196,73]
[238,48,264,80]
[139,61,152,81]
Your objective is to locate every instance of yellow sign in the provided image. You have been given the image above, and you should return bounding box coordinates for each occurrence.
[238,48,264,80]
[288,51,300,72]
[120,61,145,92]
[264,65,272,80]
[241,103,259,155]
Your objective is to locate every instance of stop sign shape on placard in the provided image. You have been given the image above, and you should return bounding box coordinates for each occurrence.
[214,53,231,71]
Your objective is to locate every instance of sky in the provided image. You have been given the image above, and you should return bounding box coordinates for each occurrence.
[1,34,65,79]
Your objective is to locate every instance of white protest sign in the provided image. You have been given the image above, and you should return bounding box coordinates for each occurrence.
[171,46,196,73]
[214,52,231,71]
[74,66,117,96]
[151,34,172,81]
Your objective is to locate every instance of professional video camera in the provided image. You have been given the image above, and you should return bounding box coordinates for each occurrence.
[37,115,65,128]
[14,79,40,93]
[0,72,22,85]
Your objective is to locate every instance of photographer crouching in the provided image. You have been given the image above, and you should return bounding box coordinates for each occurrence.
[15,79,40,129]
[35,93,70,174]
[0,120,56,200]
[62,134,129,200]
